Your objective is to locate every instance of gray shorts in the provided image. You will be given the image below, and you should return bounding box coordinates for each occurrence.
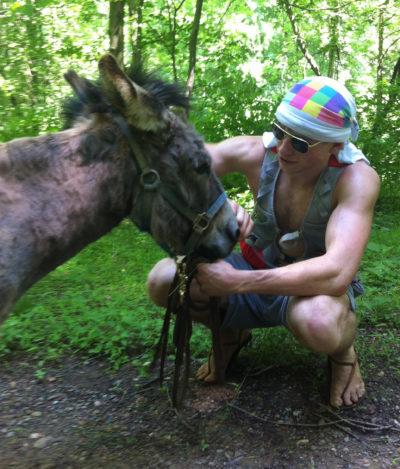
[221,251,363,330]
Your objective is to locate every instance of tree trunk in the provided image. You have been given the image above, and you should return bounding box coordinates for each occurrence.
[24,0,45,105]
[327,1,339,79]
[128,0,145,68]
[383,55,400,115]
[109,0,125,66]
[375,0,388,118]
[372,0,398,133]
[186,0,203,100]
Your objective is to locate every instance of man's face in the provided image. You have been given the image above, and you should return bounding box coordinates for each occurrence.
[274,123,343,174]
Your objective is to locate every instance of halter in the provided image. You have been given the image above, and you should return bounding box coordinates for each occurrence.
[114,115,227,255]
[112,116,228,408]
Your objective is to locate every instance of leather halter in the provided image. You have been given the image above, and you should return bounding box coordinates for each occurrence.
[113,115,227,255]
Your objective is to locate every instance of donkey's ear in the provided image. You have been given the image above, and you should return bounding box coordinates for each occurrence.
[98,54,168,132]
[64,70,98,104]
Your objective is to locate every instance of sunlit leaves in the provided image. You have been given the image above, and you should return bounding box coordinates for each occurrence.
[0,0,399,195]
[0,0,106,139]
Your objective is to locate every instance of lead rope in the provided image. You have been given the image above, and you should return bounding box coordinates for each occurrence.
[151,254,223,408]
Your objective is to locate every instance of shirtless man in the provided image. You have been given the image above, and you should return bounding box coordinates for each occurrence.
[147,76,380,407]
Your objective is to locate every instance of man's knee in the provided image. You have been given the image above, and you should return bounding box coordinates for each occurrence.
[146,258,176,307]
[287,295,353,346]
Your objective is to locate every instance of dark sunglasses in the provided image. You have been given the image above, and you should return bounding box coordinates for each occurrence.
[271,122,321,154]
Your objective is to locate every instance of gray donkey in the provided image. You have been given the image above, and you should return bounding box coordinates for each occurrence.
[0,54,239,323]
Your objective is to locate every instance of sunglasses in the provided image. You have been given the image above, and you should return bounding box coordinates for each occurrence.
[271,122,322,154]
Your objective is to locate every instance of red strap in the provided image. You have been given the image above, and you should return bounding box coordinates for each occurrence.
[240,241,268,269]
[328,154,345,167]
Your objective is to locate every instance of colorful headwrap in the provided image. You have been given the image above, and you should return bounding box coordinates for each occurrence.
[275,76,359,143]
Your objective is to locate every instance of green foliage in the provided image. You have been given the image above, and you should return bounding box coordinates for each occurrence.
[1,0,399,199]
[0,0,400,373]
[0,0,104,140]
[357,212,400,327]
[0,221,213,369]
[1,211,399,374]
[0,222,164,366]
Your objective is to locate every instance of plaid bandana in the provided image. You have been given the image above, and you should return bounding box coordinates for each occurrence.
[275,77,359,143]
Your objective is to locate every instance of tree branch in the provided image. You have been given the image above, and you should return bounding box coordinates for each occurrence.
[281,0,321,75]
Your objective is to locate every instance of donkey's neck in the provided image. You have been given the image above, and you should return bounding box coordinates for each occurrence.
[0,124,137,316]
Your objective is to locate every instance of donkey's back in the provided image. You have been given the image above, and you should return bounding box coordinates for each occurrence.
[0,120,136,322]
[0,128,113,321]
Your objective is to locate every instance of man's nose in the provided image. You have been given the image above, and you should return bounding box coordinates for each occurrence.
[279,135,294,153]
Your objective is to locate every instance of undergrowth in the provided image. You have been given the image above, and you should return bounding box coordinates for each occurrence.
[0,221,167,368]
[0,208,399,379]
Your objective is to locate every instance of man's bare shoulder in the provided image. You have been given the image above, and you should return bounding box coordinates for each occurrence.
[341,160,380,186]
[206,136,265,177]
[337,160,380,206]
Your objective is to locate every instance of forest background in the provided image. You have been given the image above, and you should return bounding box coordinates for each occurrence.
[0,0,399,377]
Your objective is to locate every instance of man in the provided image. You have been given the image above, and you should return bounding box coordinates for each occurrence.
[147,76,380,407]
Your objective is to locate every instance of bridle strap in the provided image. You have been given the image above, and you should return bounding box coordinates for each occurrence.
[184,191,227,253]
[112,115,151,174]
[151,254,223,408]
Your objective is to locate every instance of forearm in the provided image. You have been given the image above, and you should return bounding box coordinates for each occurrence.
[196,255,355,299]
[233,256,351,297]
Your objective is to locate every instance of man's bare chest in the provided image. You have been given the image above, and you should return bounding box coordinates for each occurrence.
[274,184,314,233]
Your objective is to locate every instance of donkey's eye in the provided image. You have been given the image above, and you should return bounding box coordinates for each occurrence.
[195,162,210,175]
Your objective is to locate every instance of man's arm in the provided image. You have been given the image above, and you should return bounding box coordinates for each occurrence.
[205,136,265,194]
[197,161,380,298]
[205,135,265,241]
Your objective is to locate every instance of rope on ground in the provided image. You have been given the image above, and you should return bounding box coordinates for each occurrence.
[227,402,398,437]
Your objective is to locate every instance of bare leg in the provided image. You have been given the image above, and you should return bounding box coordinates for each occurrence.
[147,261,364,401]
[146,258,177,308]
[286,295,365,407]
[147,258,250,382]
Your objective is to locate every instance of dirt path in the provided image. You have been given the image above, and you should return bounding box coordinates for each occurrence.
[0,348,399,469]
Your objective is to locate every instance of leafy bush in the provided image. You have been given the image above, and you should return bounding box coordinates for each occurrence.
[357,212,400,327]
[1,208,399,373]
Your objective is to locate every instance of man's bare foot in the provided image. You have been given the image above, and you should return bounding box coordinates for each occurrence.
[329,347,365,407]
[196,329,252,383]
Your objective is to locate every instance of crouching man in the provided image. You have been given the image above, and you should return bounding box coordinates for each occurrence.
[147,76,380,407]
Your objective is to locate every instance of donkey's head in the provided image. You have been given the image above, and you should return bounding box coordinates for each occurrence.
[65,55,239,260]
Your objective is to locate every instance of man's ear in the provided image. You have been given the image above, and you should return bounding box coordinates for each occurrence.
[331,142,344,155]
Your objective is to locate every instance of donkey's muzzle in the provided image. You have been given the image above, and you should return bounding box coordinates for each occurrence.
[227,219,241,243]
[196,218,240,261]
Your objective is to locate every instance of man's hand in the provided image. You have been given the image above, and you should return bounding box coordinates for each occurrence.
[196,260,240,297]
[229,200,254,242]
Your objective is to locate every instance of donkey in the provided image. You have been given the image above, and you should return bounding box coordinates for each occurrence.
[0,54,239,323]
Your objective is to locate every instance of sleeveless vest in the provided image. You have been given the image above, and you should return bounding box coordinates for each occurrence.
[240,137,366,297]
[243,147,346,266]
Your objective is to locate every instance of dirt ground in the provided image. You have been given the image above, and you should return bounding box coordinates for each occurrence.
[0,336,399,469]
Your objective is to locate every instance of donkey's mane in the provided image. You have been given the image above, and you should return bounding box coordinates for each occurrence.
[63,65,190,129]
[127,65,190,110]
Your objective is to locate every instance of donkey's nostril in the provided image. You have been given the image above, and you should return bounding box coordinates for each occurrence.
[227,220,240,242]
